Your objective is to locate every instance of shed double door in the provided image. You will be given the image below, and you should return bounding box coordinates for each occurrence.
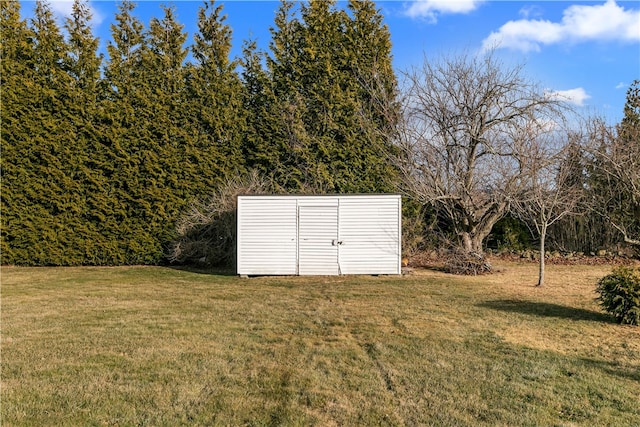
[298,205,340,275]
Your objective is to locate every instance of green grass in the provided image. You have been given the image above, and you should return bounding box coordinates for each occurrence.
[2,262,639,426]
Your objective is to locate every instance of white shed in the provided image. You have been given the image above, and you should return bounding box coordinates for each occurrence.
[237,194,402,276]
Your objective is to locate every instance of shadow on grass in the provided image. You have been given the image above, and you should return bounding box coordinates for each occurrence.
[580,357,640,382]
[478,299,615,323]
[165,264,237,276]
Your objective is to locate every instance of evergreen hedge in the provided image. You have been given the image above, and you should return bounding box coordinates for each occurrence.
[1,0,398,266]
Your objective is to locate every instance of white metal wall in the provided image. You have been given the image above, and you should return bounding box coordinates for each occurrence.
[237,195,401,276]
[236,196,298,275]
[338,196,401,275]
[298,205,339,275]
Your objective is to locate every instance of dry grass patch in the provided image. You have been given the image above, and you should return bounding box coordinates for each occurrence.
[443,262,640,357]
[2,262,639,426]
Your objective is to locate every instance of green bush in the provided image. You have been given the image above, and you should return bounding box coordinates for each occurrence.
[487,215,532,252]
[595,267,640,325]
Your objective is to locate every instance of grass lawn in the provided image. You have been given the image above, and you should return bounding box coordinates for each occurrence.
[2,261,639,426]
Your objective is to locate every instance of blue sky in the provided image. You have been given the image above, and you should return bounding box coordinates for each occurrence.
[21,0,640,124]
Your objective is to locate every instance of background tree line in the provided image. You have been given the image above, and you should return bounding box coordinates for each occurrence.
[390,47,638,278]
[2,0,637,268]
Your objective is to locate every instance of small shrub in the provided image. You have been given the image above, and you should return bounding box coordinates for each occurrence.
[487,215,532,252]
[595,266,640,325]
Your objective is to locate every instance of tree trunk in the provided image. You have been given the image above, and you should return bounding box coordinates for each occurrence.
[460,231,488,254]
[471,235,485,254]
[537,226,546,287]
[461,232,473,253]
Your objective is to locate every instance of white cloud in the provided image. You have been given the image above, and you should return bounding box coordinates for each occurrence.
[405,0,484,22]
[483,19,563,52]
[50,0,74,17]
[546,88,591,107]
[518,5,543,20]
[482,0,640,52]
[50,0,104,26]
[615,82,627,90]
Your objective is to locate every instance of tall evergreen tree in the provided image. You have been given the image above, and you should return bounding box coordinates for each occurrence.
[103,0,163,263]
[3,0,90,265]
[138,4,190,250]
[264,0,312,190]
[187,0,245,183]
[65,0,101,93]
[296,0,347,191]
[619,80,640,144]
[241,39,295,189]
[252,0,399,193]
[344,0,399,191]
[63,0,118,264]
[0,1,32,78]
[104,0,144,102]
[1,0,35,264]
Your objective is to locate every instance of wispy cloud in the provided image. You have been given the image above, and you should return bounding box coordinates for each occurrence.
[518,5,543,20]
[50,0,104,26]
[546,88,591,107]
[404,0,485,23]
[615,82,627,90]
[482,0,640,52]
[50,0,74,17]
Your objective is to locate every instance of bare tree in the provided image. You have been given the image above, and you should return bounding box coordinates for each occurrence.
[585,116,640,247]
[511,131,584,286]
[395,50,566,256]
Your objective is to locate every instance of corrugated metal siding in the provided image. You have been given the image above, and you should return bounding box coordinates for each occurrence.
[237,197,298,275]
[339,196,401,275]
[299,205,339,275]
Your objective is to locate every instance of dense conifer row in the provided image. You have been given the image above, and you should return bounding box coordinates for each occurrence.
[1,0,398,265]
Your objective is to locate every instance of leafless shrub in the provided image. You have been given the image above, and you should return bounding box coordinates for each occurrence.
[401,206,429,258]
[444,249,493,275]
[167,171,271,268]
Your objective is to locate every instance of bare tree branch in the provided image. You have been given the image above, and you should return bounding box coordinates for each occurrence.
[167,171,271,267]
[394,50,568,255]
[511,131,585,286]
[583,114,640,249]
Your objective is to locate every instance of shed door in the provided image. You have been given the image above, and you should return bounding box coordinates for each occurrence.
[298,205,339,275]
